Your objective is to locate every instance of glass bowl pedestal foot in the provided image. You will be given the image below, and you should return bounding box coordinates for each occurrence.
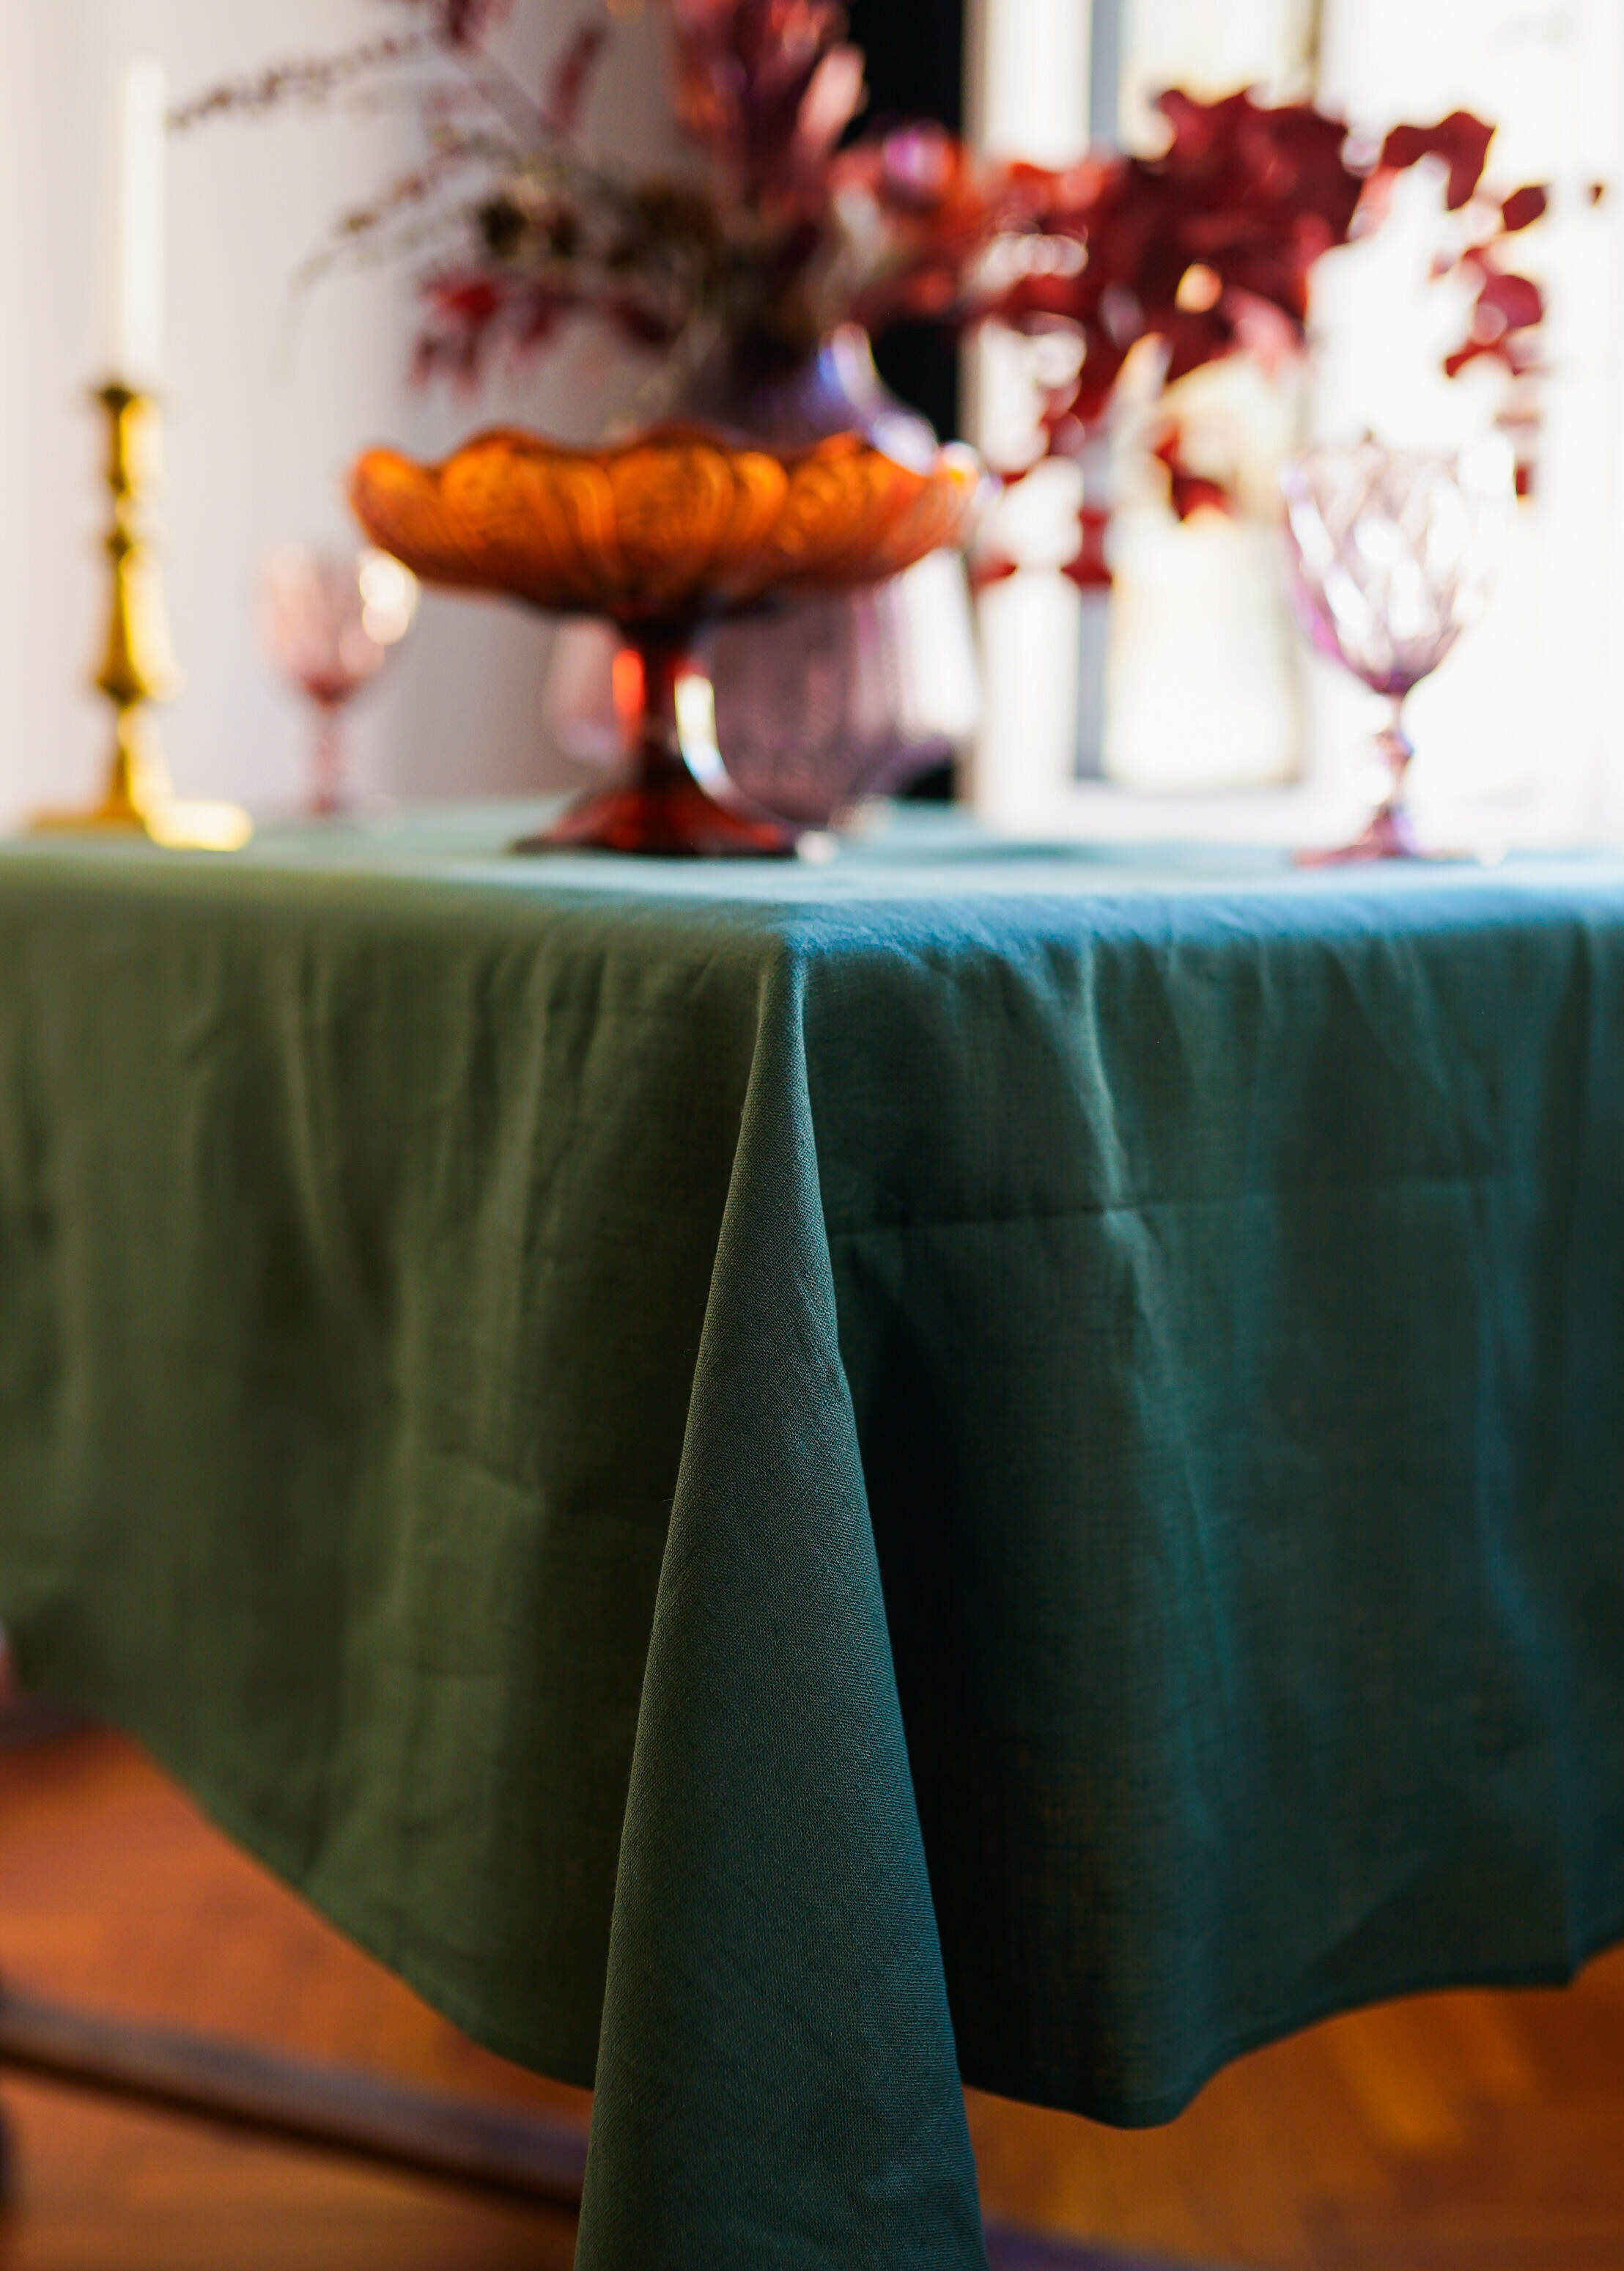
[513,630,796,859]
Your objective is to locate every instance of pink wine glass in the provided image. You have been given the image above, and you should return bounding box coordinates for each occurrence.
[259,547,419,815]
[1282,437,1514,862]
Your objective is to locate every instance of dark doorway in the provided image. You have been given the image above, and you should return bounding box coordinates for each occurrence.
[845,0,967,441]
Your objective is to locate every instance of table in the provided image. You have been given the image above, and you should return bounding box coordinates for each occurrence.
[1,805,1622,2270]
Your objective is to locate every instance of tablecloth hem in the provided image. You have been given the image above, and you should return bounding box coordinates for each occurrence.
[26,1675,1624,2139]
[20,1683,607,2097]
[959,1913,1624,2131]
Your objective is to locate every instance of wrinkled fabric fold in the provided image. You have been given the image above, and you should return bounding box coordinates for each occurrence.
[578,942,986,2271]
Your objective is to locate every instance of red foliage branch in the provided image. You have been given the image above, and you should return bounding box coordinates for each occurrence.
[382,0,514,45]
[820,85,1549,559]
[180,2,1558,552]
[668,0,865,202]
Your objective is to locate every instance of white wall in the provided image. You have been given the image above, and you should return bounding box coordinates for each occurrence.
[0,0,677,826]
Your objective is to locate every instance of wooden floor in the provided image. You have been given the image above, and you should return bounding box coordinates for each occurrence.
[3,1727,1624,2269]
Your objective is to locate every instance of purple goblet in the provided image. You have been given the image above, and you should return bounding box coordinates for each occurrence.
[1282,438,1514,862]
[259,547,419,815]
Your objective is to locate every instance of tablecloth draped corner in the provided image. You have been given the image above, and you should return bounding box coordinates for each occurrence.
[578,939,988,2271]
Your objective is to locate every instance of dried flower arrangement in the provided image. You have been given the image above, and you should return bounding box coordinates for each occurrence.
[176,0,1553,584]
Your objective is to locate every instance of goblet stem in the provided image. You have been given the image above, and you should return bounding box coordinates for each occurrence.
[514,626,796,858]
[309,703,350,819]
[1299,694,1423,865]
[1367,699,1422,856]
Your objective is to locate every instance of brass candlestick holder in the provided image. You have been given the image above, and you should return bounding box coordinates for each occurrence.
[31,383,251,850]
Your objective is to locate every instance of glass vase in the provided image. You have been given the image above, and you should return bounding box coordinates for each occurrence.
[542,327,981,828]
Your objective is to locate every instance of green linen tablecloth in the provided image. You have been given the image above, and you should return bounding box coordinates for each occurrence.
[1,804,1623,2269]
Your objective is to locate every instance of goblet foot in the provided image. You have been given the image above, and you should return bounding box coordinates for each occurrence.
[514,772,796,858]
[1296,710,1451,866]
[1296,799,1425,866]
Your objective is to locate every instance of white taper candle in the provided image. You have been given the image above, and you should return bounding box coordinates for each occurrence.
[114,59,168,389]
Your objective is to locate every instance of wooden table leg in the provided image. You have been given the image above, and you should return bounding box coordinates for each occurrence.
[0,1697,84,1751]
[0,1987,1249,2260]
[0,1979,587,2206]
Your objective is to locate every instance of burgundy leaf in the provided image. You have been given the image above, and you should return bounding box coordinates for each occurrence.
[1061,506,1113,587]
[1379,111,1494,210]
[1476,268,1544,331]
[1443,339,1494,379]
[1166,471,1232,520]
[540,20,609,136]
[1152,427,1233,520]
[1499,183,1548,233]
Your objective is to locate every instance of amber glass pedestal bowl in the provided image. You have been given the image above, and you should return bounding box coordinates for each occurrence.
[350,421,981,856]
